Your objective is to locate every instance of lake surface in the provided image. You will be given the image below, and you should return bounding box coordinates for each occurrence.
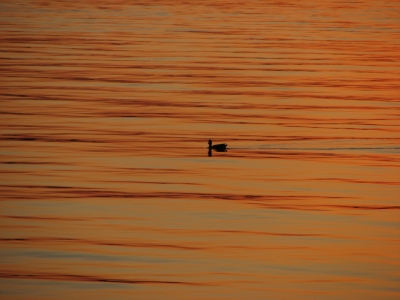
[1,0,399,299]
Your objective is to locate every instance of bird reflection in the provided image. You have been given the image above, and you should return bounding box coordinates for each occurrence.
[208,139,227,156]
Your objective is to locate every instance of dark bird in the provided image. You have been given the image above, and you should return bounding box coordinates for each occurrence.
[208,139,227,152]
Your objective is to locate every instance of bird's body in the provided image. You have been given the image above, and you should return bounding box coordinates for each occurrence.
[208,139,227,152]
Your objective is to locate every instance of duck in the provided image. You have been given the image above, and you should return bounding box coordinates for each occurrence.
[208,139,227,152]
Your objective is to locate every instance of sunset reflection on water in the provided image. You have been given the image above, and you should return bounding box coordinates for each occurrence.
[1,0,399,299]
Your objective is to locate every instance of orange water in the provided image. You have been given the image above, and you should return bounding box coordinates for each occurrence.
[1,1,399,299]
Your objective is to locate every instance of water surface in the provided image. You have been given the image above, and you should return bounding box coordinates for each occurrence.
[1,0,400,299]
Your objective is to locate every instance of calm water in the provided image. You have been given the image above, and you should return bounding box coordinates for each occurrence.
[1,0,400,299]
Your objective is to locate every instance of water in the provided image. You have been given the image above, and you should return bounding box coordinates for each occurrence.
[1,0,399,299]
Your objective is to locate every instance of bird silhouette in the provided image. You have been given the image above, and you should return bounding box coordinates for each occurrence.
[208,139,227,152]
